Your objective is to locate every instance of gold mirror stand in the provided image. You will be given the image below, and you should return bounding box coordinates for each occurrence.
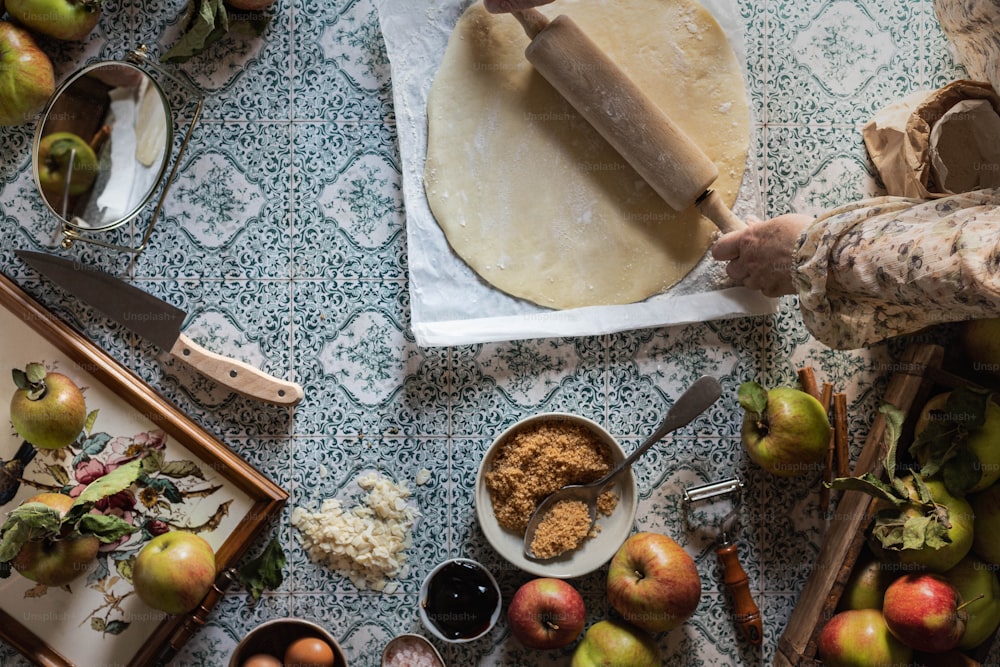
[59,46,204,255]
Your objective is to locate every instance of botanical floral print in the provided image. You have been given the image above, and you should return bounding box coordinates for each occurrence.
[794,187,1000,349]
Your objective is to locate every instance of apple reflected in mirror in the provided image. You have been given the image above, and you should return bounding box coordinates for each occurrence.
[36,131,101,204]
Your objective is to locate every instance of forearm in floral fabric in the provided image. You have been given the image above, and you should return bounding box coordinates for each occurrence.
[793,187,1000,349]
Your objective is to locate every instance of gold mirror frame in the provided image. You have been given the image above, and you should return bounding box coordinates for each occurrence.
[31,46,204,255]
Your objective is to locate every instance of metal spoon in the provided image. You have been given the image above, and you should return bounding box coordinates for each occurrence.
[522,375,723,561]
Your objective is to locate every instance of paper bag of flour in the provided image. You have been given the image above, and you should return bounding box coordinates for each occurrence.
[862,80,1000,198]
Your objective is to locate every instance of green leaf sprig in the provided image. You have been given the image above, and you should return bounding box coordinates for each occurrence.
[237,536,286,602]
[827,403,954,554]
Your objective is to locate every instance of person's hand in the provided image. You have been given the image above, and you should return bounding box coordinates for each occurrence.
[710,213,814,297]
[483,0,555,13]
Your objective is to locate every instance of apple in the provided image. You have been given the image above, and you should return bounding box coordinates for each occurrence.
[882,572,966,652]
[9,363,88,450]
[837,549,899,611]
[10,492,99,586]
[943,555,1000,650]
[869,475,974,573]
[817,608,913,667]
[961,317,1000,380]
[36,131,101,202]
[914,391,1000,493]
[0,21,55,126]
[606,531,700,634]
[508,577,586,649]
[5,0,102,41]
[737,382,831,477]
[971,482,1000,565]
[570,619,659,667]
[132,530,216,615]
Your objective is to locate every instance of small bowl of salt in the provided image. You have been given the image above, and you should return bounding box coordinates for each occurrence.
[381,633,446,667]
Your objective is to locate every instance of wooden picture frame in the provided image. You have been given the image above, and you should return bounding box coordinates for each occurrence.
[0,271,287,667]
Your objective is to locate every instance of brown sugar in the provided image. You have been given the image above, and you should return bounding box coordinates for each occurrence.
[484,420,619,536]
[530,500,591,559]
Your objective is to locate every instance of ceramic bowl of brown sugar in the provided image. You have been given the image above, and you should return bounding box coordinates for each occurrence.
[474,412,638,578]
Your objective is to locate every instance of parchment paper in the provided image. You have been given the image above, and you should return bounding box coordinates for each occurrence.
[375,0,778,347]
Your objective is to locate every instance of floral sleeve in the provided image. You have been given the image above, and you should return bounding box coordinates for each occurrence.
[793,187,1000,349]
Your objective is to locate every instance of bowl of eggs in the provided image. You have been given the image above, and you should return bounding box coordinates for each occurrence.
[229,618,347,667]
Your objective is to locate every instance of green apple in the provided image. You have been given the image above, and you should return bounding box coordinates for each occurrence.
[570,619,659,667]
[961,317,1000,380]
[738,382,831,477]
[9,363,88,450]
[971,482,1000,565]
[5,0,102,41]
[838,549,899,611]
[36,131,100,202]
[913,391,1000,493]
[942,555,1000,650]
[817,608,913,667]
[10,493,99,586]
[132,530,216,615]
[869,475,974,573]
[606,531,701,633]
[0,21,55,126]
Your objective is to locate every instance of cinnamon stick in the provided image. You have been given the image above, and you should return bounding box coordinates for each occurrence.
[797,367,820,401]
[833,393,850,477]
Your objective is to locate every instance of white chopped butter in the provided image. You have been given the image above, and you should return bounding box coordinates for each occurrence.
[291,472,420,591]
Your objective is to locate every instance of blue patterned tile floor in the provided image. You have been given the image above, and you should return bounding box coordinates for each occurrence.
[0,0,990,666]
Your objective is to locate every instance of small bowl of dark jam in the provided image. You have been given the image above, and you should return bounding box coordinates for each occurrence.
[418,558,502,643]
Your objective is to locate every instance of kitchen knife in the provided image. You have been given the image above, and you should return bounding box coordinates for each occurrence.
[16,250,304,407]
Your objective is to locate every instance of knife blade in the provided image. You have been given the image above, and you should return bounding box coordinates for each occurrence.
[16,250,304,407]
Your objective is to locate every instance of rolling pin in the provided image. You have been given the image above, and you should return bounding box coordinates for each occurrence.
[504,7,745,234]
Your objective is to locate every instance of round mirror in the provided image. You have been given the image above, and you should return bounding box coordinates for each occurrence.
[32,61,173,233]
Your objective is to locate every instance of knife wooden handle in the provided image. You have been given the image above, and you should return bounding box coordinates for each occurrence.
[170,333,304,406]
[716,542,763,645]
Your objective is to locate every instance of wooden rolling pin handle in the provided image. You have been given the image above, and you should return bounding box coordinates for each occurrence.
[696,189,746,234]
[716,542,763,645]
[521,13,719,215]
[512,8,549,38]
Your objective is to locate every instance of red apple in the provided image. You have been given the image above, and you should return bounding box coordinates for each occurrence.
[606,531,701,633]
[817,608,913,667]
[9,364,88,449]
[508,577,586,649]
[10,492,99,586]
[0,21,55,126]
[942,555,1000,650]
[570,619,659,667]
[882,572,966,653]
[5,0,102,41]
[738,382,831,477]
[132,530,216,614]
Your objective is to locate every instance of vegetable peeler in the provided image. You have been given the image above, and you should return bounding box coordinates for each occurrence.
[682,477,763,645]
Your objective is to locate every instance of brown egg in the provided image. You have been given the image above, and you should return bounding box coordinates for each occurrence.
[240,654,282,667]
[284,637,336,667]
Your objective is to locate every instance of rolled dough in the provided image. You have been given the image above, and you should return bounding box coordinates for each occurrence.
[424,0,749,309]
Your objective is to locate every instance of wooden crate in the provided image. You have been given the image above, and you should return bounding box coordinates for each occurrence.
[775,342,952,666]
